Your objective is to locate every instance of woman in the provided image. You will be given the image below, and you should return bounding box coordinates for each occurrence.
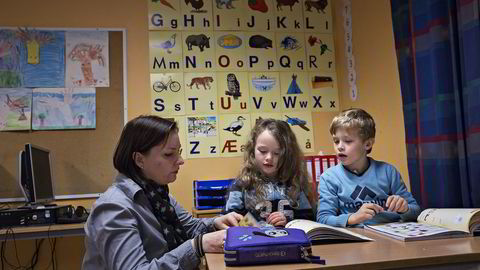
[83,115,242,270]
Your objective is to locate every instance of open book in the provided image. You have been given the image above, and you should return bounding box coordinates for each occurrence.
[364,208,480,241]
[285,219,373,244]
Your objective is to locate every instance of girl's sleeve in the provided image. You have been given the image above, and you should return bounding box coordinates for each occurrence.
[224,180,248,216]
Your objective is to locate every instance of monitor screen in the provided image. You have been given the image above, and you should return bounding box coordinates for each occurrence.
[24,144,55,204]
[18,150,34,203]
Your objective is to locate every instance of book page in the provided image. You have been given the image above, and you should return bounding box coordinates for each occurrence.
[418,208,480,233]
[364,222,461,241]
[286,219,373,241]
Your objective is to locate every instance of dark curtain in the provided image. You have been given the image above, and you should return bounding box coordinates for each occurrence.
[390,0,480,208]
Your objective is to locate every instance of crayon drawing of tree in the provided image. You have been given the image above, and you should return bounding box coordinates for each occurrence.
[67,44,105,86]
[16,28,54,65]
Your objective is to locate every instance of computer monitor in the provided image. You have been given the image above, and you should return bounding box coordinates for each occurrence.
[18,150,34,203]
[17,144,55,206]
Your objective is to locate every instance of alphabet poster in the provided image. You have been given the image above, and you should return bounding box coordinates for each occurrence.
[148,0,338,159]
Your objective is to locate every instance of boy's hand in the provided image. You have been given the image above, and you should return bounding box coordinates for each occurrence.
[386,195,408,213]
[348,203,384,225]
[266,211,287,227]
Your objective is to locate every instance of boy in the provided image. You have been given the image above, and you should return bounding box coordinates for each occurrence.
[317,108,420,227]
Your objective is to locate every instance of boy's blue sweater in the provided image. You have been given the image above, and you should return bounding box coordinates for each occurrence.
[317,158,421,227]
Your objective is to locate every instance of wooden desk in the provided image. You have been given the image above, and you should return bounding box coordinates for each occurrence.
[205,229,480,269]
[192,208,222,218]
[0,223,85,241]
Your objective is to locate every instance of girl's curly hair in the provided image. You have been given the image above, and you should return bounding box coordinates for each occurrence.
[236,118,315,209]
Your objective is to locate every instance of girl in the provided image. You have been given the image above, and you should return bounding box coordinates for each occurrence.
[224,118,315,226]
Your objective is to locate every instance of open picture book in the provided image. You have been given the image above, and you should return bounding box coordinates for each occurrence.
[364,208,480,241]
[285,219,373,244]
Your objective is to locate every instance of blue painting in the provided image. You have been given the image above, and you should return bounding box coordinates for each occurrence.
[18,29,65,87]
[32,88,96,130]
[0,28,65,88]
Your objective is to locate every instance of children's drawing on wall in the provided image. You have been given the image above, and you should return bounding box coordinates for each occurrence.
[0,28,64,88]
[287,74,302,94]
[223,115,245,136]
[0,29,22,88]
[32,87,96,130]
[17,28,65,88]
[187,116,217,137]
[65,31,109,88]
[0,88,31,131]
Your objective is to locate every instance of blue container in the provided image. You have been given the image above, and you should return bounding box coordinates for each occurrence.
[193,179,234,210]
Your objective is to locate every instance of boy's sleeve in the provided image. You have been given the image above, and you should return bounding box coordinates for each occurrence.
[390,167,421,221]
[223,180,248,216]
[316,173,351,227]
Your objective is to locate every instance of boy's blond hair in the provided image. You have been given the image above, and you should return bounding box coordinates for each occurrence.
[330,108,376,154]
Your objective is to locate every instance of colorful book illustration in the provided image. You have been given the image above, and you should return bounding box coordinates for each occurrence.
[365,208,480,242]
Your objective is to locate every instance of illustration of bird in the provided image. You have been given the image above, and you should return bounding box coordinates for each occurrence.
[152,0,176,10]
[159,34,177,54]
[185,0,204,11]
[285,115,309,131]
[223,116,246,136]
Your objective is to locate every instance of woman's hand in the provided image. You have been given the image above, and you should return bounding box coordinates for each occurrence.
[266,211,287,227]
[213,212,243,230]
[202,230,226,253]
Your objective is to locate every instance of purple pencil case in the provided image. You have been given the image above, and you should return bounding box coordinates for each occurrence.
[224,226,325,266]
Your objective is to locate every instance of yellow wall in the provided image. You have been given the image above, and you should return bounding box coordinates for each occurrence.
[1,0,408,269]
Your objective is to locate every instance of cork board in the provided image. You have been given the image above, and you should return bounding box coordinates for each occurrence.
[0,30,125,200]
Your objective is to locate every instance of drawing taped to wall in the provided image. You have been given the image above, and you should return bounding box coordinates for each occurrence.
[65,31,109,88]
[0,28,65,88]
[32,87,96,130]
[0,88,31,131]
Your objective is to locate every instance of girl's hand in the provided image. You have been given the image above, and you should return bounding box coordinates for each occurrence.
[266,211,287,227]
[202,230,226,253]
[348,203,384,225]
[386,195,408,213]
[213,212,243,229]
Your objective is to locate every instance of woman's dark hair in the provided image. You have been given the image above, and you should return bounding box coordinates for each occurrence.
[113,115,177,181]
